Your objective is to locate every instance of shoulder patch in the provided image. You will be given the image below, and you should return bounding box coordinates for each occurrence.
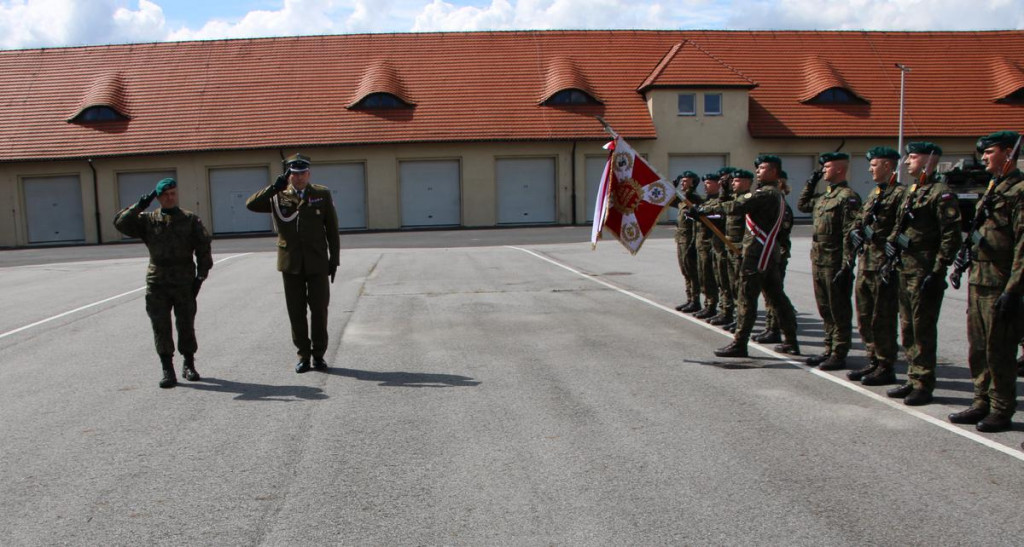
[744,192,753,199]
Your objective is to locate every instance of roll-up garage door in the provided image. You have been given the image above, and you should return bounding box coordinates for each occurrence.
[209,167,272,234]
[400,160,460,227]
[24,176,85,244]
[496,158,556,225]
[311,163,366,230]
[116,171,175,238]
[776,155,815,220]
[584,156,607,224]
[666,155,727,223]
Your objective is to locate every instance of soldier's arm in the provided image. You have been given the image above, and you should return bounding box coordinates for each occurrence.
[192,216,214,278]
[1003,190,1024,295]
[841,192,863,265]
[245,184,280,213]
[933,188,962,274]
[325,193,340,268]
[796,180,817,213]
[112,204,146,239]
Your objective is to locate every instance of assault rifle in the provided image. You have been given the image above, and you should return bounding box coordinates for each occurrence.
[879,152,934,285]
[847,169,898,269]
[949,134,1022,289]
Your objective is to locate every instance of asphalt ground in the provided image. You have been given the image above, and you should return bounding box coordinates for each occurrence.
[1,225,1022,545]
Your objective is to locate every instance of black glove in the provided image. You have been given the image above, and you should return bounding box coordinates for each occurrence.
[994,292,1020,321]
[273,173,289,191]
[810,170,823,184]
[952,250,971,273]
[832,266,854,291]
[192,275,205,298]
[920,273,947,296]
[137,191,156,209]
[849,229,864,250]
[329,264,337,284]
[884,240,898,259]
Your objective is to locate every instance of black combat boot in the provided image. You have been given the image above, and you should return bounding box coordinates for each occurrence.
[976,413,1012,433]
[681,300,703,313]
[774,340,801,356]
[182,355,201,381]
[860,362,897,386]
[903,388,932,406]
[714,341,748,357]
[708,312,734,326]
[887,383,913,399]
[805,352,831,366]
[818,354,846,371]
[159,354,177,389]
[754,330,781,344]
[692,306,716,319]
[675,299,695,312]
[948,405,988,425]
[847,357,878,381]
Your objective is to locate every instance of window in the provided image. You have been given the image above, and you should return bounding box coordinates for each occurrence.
[704,93,722,116]
[807,87,865,105]
[998,88,1024,104]
[544,89,598,105]
[351,92,410,109]
[678,93,696,116]
[70,106,126,123]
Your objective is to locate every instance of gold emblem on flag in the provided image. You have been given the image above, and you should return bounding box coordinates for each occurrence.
[622,222,640,243]
[611,177,643,216]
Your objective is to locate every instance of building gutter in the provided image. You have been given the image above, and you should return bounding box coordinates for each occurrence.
[87,158,102,244]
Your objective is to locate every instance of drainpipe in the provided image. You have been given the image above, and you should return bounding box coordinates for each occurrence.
[88,158,102,244]
[571,141,577,225]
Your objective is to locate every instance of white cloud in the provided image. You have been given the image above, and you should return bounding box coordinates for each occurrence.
[0,0,168,50]
[726,0,1024,31]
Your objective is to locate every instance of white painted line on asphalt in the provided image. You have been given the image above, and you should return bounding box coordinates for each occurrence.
[511,246,1024,462]
[0,253,252,340]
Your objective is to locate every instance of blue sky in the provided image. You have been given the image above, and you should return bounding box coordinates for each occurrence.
[1,0,1023,50]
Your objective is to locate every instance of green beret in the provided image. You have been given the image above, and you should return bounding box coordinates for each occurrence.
[905,141,942,156]
[818,151,850,165]
[703,172,719,181]
[284,153,312,172]
[975,130,1020,152]
[154,177,177,196]
[732,169,755,180]
[755,154,782,168]
[717,166,737,177]
[681,170,699,180]
[866,146,900,161]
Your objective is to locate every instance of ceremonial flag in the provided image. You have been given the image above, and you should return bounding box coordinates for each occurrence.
[591,134,674,255]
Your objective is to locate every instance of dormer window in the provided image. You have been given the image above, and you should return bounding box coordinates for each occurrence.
[70,105,127,123]
[543,89,599,106]
[997,88,1024,104]
[352,92,411,109]
[806,87,866,105]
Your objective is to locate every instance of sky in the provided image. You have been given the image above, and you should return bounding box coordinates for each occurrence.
[1,0,1023,50]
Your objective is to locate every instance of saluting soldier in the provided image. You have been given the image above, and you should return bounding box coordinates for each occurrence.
[705,167,738,327]
[673,171,704,312]
[797,152,862,371]
[884,142,961,406]
[752,161,795,345]
[713,166,800,357]
[246,154,340,373]
[843,146,906,386]
[947,131,1023,431]
[114,178,213,388]
[691,173,723,319]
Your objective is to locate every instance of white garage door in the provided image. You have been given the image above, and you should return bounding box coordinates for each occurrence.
[777,155,816,220]
[117,170,175,238]
[665,155,726,222]
[24,176,84,244]
[210,167,272,234]
[584,155,608,224]
[311,163,366,230]
[400,160,460,227]
[497,158,556,225]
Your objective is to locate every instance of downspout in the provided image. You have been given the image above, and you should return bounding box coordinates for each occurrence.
[88,158,102,244]
[570,141,577,225]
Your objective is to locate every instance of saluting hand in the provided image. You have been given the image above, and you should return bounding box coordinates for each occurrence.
[273,173,289,191]
[137,191,157,209]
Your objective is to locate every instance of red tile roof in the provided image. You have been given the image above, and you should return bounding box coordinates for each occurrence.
[797,56,868,103]
[2,30,1023,161]
[68,71,131,121]
[540,56,602,104]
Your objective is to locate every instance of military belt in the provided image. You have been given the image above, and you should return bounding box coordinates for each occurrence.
[150,258,189,267]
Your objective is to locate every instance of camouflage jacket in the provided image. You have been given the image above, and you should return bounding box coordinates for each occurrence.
[849,182,907,272]
[798,180,862,269]
[723,182,788,272]
[696,193,726,251]
[113,205,213,286]
[969,169,1024,291]
[704,193,744,245]
[675,190,704,246]
[888,175,962,275]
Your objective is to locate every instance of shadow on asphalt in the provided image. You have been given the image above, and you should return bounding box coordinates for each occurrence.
[179,377,328,401]
[326,367,481,388]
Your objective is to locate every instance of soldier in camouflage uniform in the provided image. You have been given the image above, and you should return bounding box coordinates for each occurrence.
[713,167,800,357]
[114,178,213,388]
[705,167,738,326]
[797,152,862,371]
[884,142,961,406]
[753,162,794,345]
[673,171,704,313]
[691,173,722,319]
[947,131,1023,432]
[843,146,906,386]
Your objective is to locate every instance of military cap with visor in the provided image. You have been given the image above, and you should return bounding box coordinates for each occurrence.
[866,146,900,161]
[905,142,942,155]
[976,130,1020,153]
[283,153,312,173]
[818,151,850,165]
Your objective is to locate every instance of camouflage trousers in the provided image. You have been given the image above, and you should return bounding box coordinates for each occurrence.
[855,269,899,364]
[762,256,789,333]
[696,245,719,311]
[811,265,854,357]
[735,263,797,345]
[714,247,735,313]
[897,270,944,391]
[145,283,197,357]
[675,236,700,303]
[967,284,1023,417]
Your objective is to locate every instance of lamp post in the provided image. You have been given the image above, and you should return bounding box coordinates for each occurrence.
[895,63,911,183]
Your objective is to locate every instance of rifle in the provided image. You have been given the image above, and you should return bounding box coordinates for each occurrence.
[879,152,934,285]
[949,134,1023,289]
[847,169,898,270]
[678,187,741,256]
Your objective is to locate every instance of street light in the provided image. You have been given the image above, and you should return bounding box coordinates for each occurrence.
[895,63,911,183]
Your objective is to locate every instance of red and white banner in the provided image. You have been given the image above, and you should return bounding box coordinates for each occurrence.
[591,136,674,255]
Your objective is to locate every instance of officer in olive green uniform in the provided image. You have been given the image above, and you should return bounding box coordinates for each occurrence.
[114,178,213,388]
[246,154,340,373]
[691,173,722,319]
[713,167,800,357]
[884,142,961,406]
[797,152,862,370]
[674,171,704,312]
[705,167,738,326]
[753,163,794,345]
[843,146,906,386]
[947,131,1023,432]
